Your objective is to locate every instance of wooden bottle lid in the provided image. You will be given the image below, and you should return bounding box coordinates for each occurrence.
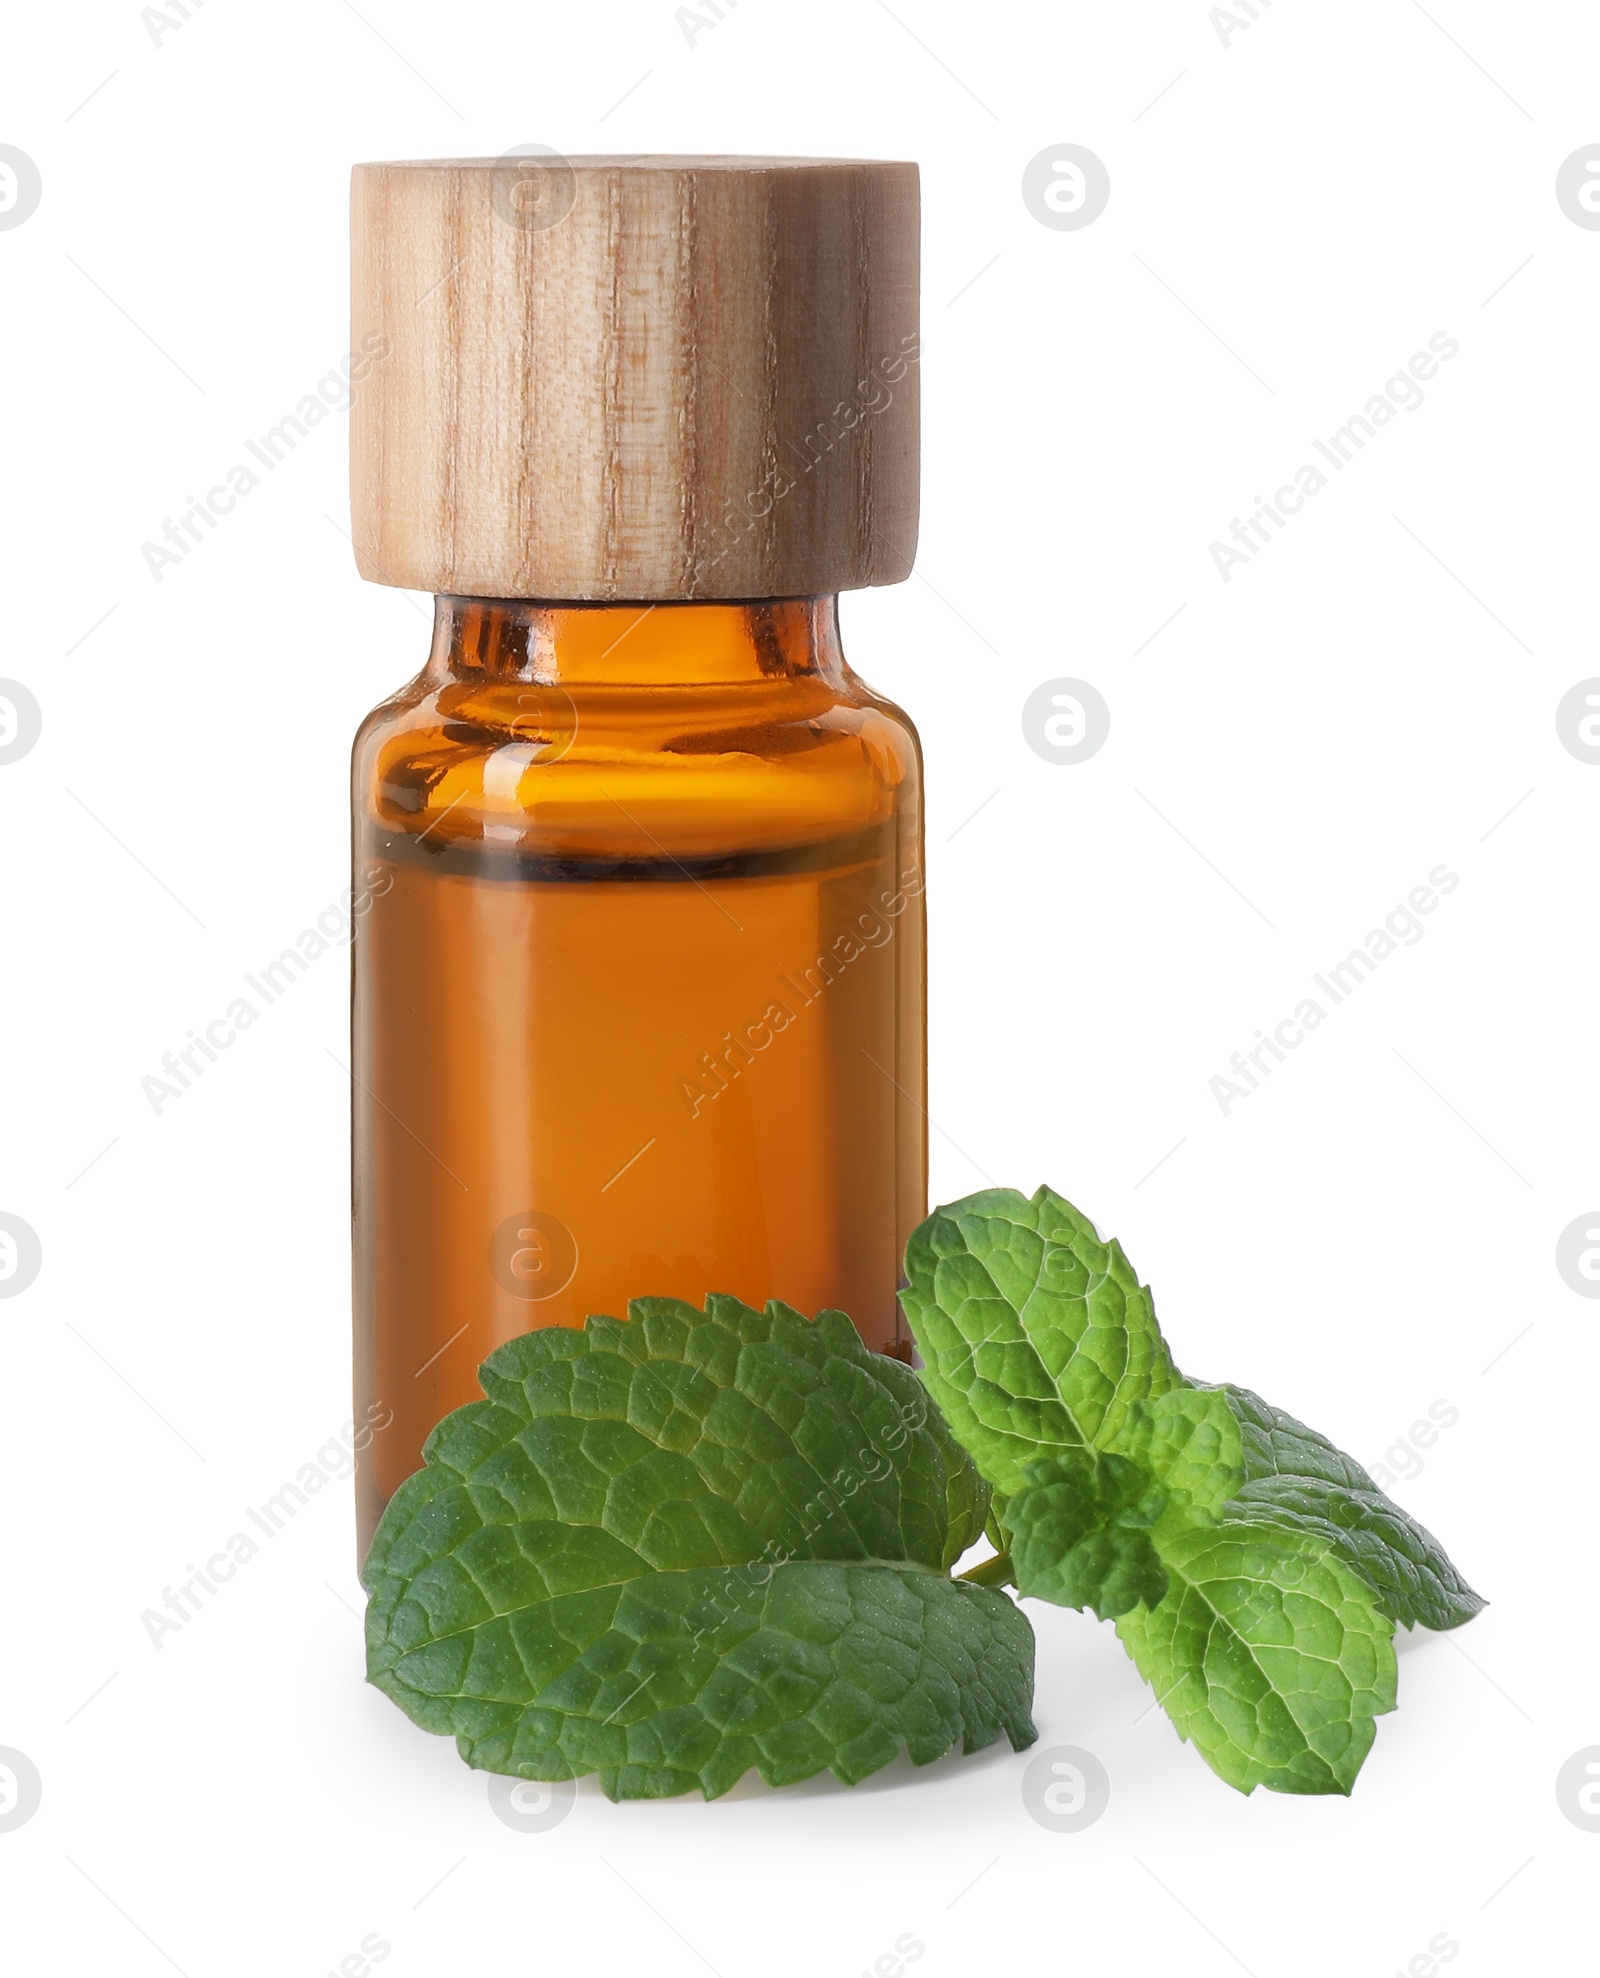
[350,155,920,602]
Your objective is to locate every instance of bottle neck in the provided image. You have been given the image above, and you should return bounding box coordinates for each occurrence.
[427,595,845,689]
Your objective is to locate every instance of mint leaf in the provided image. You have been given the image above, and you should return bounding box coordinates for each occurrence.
[1123,1385,1244,1520]
[1007,1450,1168,1618]
[994,1388,1401,1789]
[898,1186,1483,1797]
[1114,1520,1397,1795]
[363,1296,1037,1800]
[900,1185,1179,1494]
[1219,1384,1484,1632]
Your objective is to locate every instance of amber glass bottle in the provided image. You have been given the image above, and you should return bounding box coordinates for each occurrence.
[347,155,923,1549]
[351,594,924,1544]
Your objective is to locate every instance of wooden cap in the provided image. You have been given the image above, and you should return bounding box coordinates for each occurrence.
[350,155,920,601]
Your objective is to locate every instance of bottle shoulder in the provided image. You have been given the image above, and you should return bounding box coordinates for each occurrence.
[353,670,921,864]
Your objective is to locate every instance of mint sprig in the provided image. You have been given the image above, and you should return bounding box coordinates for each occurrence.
[363,1295,1037,1800]
[902,1186,1483,1796]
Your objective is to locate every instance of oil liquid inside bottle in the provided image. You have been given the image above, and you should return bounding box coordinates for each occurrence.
[351,598,924,1551]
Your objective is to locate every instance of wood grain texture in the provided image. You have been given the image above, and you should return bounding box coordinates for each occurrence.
[350,156,919,600]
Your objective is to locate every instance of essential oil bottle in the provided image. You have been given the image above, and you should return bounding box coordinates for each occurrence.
[347,155,925,1550]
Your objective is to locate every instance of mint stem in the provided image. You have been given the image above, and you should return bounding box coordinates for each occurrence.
[958,1550,1017,1589]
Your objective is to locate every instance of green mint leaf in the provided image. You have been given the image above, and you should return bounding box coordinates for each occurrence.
[899,1185,1483,1798]
[998,1389,1243,1621]
[1123,1385,1244,1520]
[1217,1384,1485,1632]
[899,1185,1180,1494]
[1007,1450,1169,1618]
[363,1295,1037,1800]
[377,1557,1033,1801]
[1114,1518,1397,1795]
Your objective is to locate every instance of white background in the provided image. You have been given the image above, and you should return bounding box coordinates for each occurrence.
[1,1,1594,1971]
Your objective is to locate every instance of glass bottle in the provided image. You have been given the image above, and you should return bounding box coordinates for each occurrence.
[351,594,925,1548]
[347,153,923,1553]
